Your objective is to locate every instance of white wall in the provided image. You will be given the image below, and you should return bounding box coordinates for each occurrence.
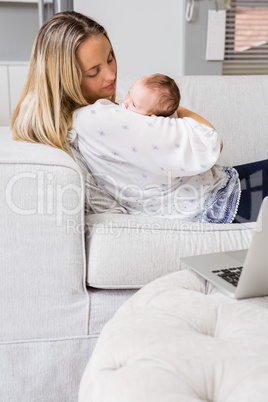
[0,63,29,126]
[0,2,39,62]
[74,0,185,77]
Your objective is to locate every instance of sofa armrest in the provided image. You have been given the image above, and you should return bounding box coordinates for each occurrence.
[0,133,89,341]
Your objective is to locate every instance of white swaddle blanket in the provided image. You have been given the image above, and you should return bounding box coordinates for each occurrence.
[71,99,240,223]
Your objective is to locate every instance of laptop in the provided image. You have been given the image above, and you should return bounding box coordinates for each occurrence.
[181,196,268,299]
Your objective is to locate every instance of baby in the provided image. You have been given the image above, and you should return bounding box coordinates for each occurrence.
[72,73,223,221]
[123,73,181,117]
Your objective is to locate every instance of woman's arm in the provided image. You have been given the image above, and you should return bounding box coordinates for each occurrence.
[73,100,222,177]
[177,106,223,151]
[177,106,215,129]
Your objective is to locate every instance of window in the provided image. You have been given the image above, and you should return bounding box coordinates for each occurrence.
[223,0,268,75]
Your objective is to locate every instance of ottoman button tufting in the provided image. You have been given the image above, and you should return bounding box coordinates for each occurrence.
[79,271,268,402]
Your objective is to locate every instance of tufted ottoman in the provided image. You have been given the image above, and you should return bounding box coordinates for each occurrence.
[79,270,268,402]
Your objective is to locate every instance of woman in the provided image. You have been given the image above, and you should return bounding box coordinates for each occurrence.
[10,11,267,223]
[10,11,128,214]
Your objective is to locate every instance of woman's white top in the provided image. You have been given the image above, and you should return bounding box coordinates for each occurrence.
[71,99,240,223]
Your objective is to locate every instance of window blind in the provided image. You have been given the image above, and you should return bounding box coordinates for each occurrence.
[223,0,268,75]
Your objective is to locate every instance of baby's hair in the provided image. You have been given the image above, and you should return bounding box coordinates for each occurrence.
[143,73,181,117]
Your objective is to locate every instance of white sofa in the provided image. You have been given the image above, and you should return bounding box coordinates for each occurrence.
[1,75,268,401]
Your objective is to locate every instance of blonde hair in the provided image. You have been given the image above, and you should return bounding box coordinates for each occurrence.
[10,11,116,153]
[143,73,180,117]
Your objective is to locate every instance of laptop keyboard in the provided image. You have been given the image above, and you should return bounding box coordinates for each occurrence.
[212,267,243,287]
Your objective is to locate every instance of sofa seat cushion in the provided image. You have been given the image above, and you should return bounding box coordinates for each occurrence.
[86,213,255,289]
[79,270,268,402]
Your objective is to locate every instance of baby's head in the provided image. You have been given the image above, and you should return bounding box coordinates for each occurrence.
[124,73,181,116]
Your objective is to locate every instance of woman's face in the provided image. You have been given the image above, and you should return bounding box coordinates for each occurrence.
[77,34,117,104]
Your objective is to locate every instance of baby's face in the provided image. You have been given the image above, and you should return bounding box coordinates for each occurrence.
[124,78,157,115]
